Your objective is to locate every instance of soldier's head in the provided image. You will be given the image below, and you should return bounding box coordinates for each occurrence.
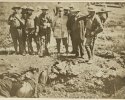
[58,7,64,17]
[69,4,74,11]
[71,8,80,16]
[27,6,34,16]
[41,5,49,15]
[21,6,28,19]
[12,5,21,14]
[88,5,96,17]
[64,7,69,15]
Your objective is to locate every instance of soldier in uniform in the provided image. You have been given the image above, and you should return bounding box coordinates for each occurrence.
[78,6,103,63]
[21,6,28,55]
[53,7,68,54]
[8,5,24,55]
[96,5,109,25]
[36,6,52,57]
[25,7,39,55]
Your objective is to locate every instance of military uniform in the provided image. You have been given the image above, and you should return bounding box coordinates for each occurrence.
[53,13,68,53]
[8,6,24,54]
[78,6,103,63]
[96,7,109,25]
[21,6,28,55]
[85,14,103,61]
[25,7,39,55]
[36,6,52,57]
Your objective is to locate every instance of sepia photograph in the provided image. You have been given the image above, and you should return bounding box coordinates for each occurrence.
[0,1,125,98]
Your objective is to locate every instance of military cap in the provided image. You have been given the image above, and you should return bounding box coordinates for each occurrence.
[97,7,110,13]
[12,5,21,10]
[21,5,27,9]
[71,8,80,12]
[27,6,34,11]
[41,5,49,10]
[88,5,96,12]
[64,7,69,10]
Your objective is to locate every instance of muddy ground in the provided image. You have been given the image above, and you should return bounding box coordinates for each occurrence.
[0,2,125,98]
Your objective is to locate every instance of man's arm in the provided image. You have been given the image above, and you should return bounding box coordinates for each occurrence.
[77,15,88,21]
[93,16,103,35]
[15,15,25,25]
[8,15,13,25]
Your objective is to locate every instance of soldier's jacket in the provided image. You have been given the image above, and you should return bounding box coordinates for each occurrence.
[53,15,68,39]
[8,13,21,28]
[25,14,36,29]
[36,13,52,34]
[78,14,103,37]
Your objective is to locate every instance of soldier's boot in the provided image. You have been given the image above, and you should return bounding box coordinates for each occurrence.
[90,44,94,59]
[13,41,18,54]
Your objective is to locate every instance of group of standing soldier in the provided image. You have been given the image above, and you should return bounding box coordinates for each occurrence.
[8,5,52,57]
[8,3,109,64]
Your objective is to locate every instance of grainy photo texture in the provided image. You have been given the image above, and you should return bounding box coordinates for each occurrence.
[0,2,125,98]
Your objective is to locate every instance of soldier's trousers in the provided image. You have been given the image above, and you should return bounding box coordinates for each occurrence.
[26,28,39,54]
[38,35,49,57]
[10,27,23,54]
[85,36,96,60]
[74,38,84,57]
[56,38,68,53]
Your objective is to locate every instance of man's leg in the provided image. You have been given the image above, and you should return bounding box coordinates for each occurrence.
[44,35,49,55]
[79,40,84,58]
[74,39,79,57]
[22,30,27,55]
[70,32,75,53]
[85,37,93,63]
[62,38,68,53]
[27,34,33,54]
[39,36,45,57]
[56,38,61,53]
[10,28,18,54]
[18,29,24,55]
[90,37,96,59]
[34,35,39,55]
